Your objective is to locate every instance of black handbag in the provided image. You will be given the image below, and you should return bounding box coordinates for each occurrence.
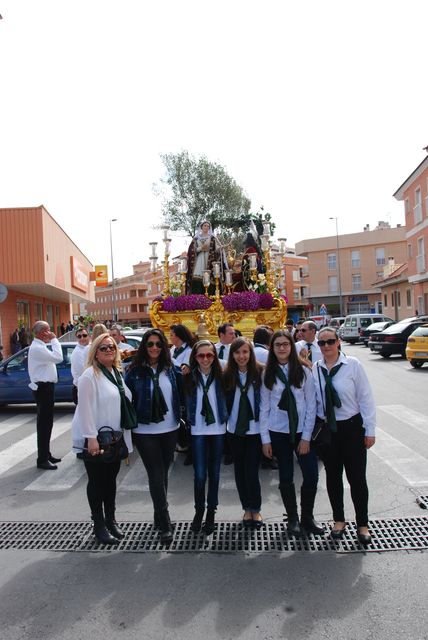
[83,426,129,464]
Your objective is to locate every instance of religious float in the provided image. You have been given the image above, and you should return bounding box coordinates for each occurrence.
[149,220,288,340]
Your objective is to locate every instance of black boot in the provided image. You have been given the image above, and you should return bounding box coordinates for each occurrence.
[159,510,173,545]
[93,514,120,546]
[279,483,302,537]
[300,487,325,536]
[105,504,125,539]
[190,509,205,533]
[203,508,216,535]
[153,511,161,530]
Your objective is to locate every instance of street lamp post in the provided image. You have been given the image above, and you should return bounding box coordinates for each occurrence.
[329,217,343,316]
[110,218,118,323]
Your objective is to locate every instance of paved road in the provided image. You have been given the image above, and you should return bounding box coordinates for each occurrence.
[1,344,427,640]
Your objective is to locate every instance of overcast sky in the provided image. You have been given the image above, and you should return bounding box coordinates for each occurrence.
[1,0,427,278]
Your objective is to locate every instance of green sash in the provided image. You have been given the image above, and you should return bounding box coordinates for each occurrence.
[99,364,137,430]
[235,373,254,436]
[198,369,216,426]
[275,365,299,443]
[147,365,169,423]
[320,363,343,432]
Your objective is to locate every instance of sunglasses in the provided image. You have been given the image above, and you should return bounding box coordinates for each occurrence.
[146,341,162,348]
[98,344,116,352]
[300,328,312,333]
[196,353,215,360]
[77,334,88,339]
[318,338,337,347]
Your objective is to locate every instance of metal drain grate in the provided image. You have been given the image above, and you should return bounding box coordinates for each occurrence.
[416,495,428,510]
[1,517,428,553]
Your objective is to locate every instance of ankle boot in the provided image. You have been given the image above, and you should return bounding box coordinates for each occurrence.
[93,515,120,545]
[203,508,216,535]
[279,483,302,536]
[159,510,173,545]
[153,511,161,530]
[300,487,325,536]
[104,505,125,539]
[190,509,205,533]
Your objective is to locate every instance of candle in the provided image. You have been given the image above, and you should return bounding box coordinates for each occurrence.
[261,235,269,251]
[225,270,232,286]
[164,239,171,256]
[263,221,271,236]
[149,242,158,257]
[249,253,257,270]
[212,262,220,277]
[203,270,211,286]
[161,225,170,240]
[181,257,188,272]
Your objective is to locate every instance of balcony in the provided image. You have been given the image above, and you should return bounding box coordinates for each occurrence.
[416,254,426,274]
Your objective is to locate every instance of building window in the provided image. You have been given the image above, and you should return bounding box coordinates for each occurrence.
[384,294,387,307]
[405,198,410,214]
[376,271,384,278]
[407,243,413,258]
[328,276,338,293]
[34,302,43,321]
[414,187,422,225]
[292,270,300,282]
[397,291,401,307]
[391,293,394,307]
[293,288,300,300]
[352,274,361,291]
[417,237,426,273]
[327,253,337,270]
[375,247,386,266]
[406,288,412,307]
[351,250,360,268]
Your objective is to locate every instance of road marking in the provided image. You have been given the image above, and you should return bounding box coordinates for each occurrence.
[378,405,428,436]
[24,451,86,491]
[370,427,428,486]
[0,414,35,436]
[0,415,72,477]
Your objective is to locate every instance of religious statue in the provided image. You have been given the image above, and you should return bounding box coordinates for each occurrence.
[186,221,224,294]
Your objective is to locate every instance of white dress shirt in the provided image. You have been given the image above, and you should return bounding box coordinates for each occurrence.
[227,371,260,435]
[295,339,322,364]
[72,367,133,452]
[170,343,191,368]
[191,374,227,436]
[70,343,90,386]
[215,341,230,362]
[28,337,63,390]
[259,364,316,444]
[253,344,269,364]
[312,353,376,436]
[132,369,179,435]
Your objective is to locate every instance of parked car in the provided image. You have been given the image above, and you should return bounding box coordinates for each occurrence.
[405,324,428,368]
[368,319,425,358]
[341,314,394,344]
[360,321,395,347]
[0,343,76,405]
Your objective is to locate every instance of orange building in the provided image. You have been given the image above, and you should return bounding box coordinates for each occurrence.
[279,250,310,320]
[0,206,94,357]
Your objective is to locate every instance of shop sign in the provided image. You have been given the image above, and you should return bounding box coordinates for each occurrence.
[70,257,89,293]
[95,265,108,287]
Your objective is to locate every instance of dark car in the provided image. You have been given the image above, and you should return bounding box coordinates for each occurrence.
[360,321,395,347]
[0,342,75,405]
[368,319,425,358]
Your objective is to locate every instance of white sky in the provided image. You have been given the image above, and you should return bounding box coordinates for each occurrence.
[0,0,427,278]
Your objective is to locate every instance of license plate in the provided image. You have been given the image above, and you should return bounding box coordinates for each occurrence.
[372,344,382,350]
[414,352,428,358]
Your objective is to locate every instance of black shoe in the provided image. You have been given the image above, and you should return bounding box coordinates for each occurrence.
[286,517,302,537]
[252,514,264,530]
[301,518,325,536]
[203,508,216,535]
[37,461,57,470]
[242,516,253,529]
[159,528,173,545]
[49,455,62,464]
[330,524,347,540]
[357,530,372,546]
[106,520,125,539]
[190,509,205,533]
[94,525,120,546]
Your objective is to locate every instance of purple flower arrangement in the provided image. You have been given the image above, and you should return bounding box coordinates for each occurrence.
[222,292,274,311]
[161,295,213,312]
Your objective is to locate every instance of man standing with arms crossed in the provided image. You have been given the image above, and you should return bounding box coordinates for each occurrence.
[28,321,64,470]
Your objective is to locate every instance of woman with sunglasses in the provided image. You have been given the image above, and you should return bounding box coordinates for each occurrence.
[260,330,324,537]
[312,327,376,545]
[183,340,228,534]
[125,329,183,545]
[224,337,264,528]
[72,334,133,545]
[70,326,91,404]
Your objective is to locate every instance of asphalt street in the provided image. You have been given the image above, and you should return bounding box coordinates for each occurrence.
[1,344,427,640]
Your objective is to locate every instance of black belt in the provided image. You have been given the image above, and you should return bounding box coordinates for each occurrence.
[35,381,55,386]
[336,413,363,427]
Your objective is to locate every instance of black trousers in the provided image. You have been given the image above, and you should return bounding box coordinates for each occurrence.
[228,433,262,512]
[133,430,178,516]
[33,382,55,464]
[83,459,121,518]
[323,416,369,527]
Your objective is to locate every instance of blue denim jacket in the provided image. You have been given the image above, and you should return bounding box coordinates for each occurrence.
[185,373,228,426]
[125,365,182,424]
[226,381,261,422]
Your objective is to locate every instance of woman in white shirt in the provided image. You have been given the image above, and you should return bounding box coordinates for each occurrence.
[224,338,264,529]
[260,330,323,537]
[70,326,90,404]
[170,323,195,369]
[312,327,376,545]
[72,334,133,545]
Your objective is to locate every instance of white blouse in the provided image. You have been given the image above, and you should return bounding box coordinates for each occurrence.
[191,373,227,436]
[227,371,260,436]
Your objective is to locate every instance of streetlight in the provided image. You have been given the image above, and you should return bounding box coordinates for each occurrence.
[329,217,343,316]
[109,218,117,323]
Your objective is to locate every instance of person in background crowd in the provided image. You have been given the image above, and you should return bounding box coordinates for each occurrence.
[92,323,109,341]
[126,329,183,545]
[295,320,322,367]
[66,321,74,332]
[28,321,64,470]
[253,325,273,365]
[10,328,21,354]
[70,326,91,404]
[72,333,133,545]
[260,330,324,536]
[224,338,264,529]
[285,319,295,336]
[170,324,196,465]
[312,327,376,545]
[110,325,131,352]
[19,326,30,348]
[183,340,228,535]
[293,321,304,343]
[60,322,66,336]
[214,323,236,362]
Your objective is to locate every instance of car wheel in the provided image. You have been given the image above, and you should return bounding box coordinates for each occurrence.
[410,360,423,368]
[380,353,391,359]
[348,340,357,345]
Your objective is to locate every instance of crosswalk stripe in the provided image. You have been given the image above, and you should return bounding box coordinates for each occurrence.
[370,427,428,486]
[0,414,35,436]
[0,416,72,477]
[24,451,86,491]
[378,405,428,436]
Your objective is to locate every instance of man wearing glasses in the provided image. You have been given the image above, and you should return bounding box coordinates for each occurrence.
[295,320,322,367]
[70,327,91,404]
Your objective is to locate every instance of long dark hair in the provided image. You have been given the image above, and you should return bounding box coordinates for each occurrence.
[264,330,304,390]
[183,340,223,395]
[129,329,171,371]
[170,324,196,347]
[223,337,263,392]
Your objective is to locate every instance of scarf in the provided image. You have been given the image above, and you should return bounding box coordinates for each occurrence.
[147,365,169,423]
[198,369,216,426]
[173,344,186,360]
[235,372,254,436]
[98,364,137,430]
[275,365,299,443]
[320,363,343,432]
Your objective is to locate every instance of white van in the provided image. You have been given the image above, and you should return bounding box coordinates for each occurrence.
[341,313,394,344]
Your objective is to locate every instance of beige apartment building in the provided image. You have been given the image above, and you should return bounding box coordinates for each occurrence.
[295,223,407,316]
